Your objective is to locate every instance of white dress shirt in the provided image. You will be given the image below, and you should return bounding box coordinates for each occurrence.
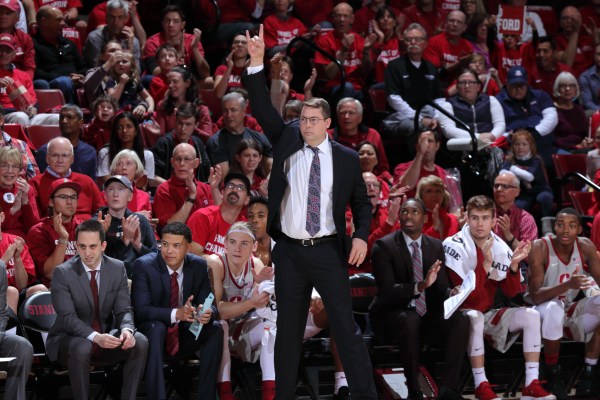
[402,232,424,305]
[281,138,336,239]
[84,262,102,342]
[168,264,184,324]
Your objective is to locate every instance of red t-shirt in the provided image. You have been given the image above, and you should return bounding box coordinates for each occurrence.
[143,32,205,68]
[28,216,81,287]
[188,205,246,257]
[12,29,35,79]
[153,176,214,229]
[315,31,365,91]
[402,5,447,38]
[263,14,307,49]
[0,68,36,110]
[448,248,521,313]
[214,64,244,91]
[372,38,401,84]
[81,119,112,151]
[423,32,473,73]
[149,74,168,105]
[555,33,594,78]
[491,41,535,85]
[436,0,460,12]
[393,161,447,199]
[128,187,151,214]
[0,185,39,238]
[29,171,105,220]
[0,233,36,288]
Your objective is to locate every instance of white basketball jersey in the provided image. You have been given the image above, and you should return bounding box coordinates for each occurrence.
[220,254,254,304]
[542,236,583,304]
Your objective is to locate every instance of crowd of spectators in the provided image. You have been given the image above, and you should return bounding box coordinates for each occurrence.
[2,0,600,399]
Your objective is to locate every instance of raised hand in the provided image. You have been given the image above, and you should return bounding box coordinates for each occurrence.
[246,24,265,66]
[423,260,442,288]
[97,211,112,233]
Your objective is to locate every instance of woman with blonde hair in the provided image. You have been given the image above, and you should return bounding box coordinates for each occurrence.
[416,175,459,240]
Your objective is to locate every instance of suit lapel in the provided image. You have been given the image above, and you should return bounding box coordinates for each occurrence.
[158,257,171,301]
[395,232,414,283]
[98,257,109,309]
[182,259,193,304]
[75,259,94,309]
[330,142,343,207]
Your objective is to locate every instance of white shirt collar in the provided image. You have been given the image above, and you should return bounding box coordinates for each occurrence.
[402,232,422,250]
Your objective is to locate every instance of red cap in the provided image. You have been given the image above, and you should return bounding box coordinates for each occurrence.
[0,0,19,13]
[49,178,81,197]
[0,33,16,51]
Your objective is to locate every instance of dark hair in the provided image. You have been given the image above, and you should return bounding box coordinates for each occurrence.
[161,222,192,243]
[97,39,122,66]
[556,207,582,226]
[161,4,185,21]
[91,94,118,115]
[416,129,441,143]
[109,112,145,169]
[303,97,331,120]
[466,195,496,215]
[175,102,200,121]
[537,36,556,51]
[281,55,294,70]
[248,195,268,209]
[162,66,198,115]
[76,219,106,242]
[156,44,178,60]
[402,198,427,214]
[224,172,251,195]
[375,6,395,22]
[458,67,481,85]
[232,138,266,178]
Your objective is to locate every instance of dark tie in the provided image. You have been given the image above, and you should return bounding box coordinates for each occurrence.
[410,242,427,316]
[166,271,179,356]
[90,270,101,332]
[306,146,321,236]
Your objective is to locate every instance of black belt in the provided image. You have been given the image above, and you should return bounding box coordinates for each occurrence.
[282,234,337,247]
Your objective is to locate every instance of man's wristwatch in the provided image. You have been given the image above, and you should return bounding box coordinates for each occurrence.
[185,197,195,204]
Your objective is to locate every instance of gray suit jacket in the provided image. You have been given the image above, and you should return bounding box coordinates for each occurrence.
[47,255,135,361]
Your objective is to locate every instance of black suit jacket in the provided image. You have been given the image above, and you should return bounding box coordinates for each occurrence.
[370,230,451,332]
[242,69,371,257]
[131,252,217,330]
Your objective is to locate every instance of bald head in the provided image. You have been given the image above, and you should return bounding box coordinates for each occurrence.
[446,11,467,37]
[332,3,354,33]
[560,6,582,34]
[47,137,74,176]
[172,143,197,158]
[171,143,199,180]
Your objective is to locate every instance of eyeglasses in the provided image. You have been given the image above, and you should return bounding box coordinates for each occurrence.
[299,117,326,125]
[0,163,20,171]
[49,153,72,159]
[54,194,78,201]
[225,183,247,192]
[172,156,195,164]
[493,183,518,190]
[366,182,380,188]
[457,80,479,86]
[558,83,577,89]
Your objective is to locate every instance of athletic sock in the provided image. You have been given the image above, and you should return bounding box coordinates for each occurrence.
[334,372,347,394]
[472,367,487,388]
[525,362,539,386]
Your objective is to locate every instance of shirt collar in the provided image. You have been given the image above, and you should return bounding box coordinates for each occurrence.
[402,232,422,249]
[46,168,72,178]
[83,260,102,274]
[167,262,184,276]
[306,135,332,155]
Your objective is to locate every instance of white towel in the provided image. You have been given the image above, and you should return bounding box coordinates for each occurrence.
[255,280,277,322]
[443,223,522,282]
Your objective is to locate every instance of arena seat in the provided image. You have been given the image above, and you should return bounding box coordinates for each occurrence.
[26,125,61,150]
[552,153,587,207]
[35,89,65,113]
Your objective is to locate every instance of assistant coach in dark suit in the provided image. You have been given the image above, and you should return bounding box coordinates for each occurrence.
[242,26,377,400]
[370,198,469,400]
[47,220,148,400]
[131,222,223,400]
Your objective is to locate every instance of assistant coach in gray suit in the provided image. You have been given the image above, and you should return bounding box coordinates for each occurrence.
[0,257,33,400]
[47,219,148,400]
